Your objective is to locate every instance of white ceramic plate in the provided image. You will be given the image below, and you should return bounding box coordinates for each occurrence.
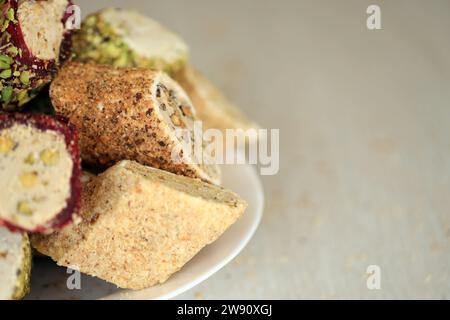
[26,164,264,300]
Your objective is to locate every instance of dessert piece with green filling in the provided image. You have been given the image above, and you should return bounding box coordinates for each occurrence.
[0,226,31,300]
[0,113,81,233]
[0,0,73,110]
[73,7,189,74]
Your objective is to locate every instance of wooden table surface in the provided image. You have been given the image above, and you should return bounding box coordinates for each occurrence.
[78,0,450,299]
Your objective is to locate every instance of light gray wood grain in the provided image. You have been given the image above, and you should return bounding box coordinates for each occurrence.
[77,0,450,299]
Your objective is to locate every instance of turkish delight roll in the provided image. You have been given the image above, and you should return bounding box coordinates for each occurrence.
[0,0,73,110]
[50,62,221,185]
[0,226,31,300]
[0,113,81,233]
[73,8,188,74]
[174,65,260,140]
[32,160,246,290]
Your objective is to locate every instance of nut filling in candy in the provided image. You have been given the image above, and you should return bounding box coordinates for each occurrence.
[73,8,188,73]
[0,113,81,233]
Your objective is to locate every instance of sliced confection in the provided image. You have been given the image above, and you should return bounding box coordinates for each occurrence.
[0,0,73,110]
[32,160,247,290]
[0,226,31,300]
[73,7,188,73]
[0,113,81,233]
[50,62,221,185]
[174,65,260,140]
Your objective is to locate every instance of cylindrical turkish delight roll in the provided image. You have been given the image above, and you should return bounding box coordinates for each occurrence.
[0,0,73,110]
[50,62,221,185]
[0,113,81,233]
[72,7,188,73]
[174,65,260,138]
[0,226,31,300]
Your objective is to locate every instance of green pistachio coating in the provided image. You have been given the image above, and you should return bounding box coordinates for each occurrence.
[72,8,189,74]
